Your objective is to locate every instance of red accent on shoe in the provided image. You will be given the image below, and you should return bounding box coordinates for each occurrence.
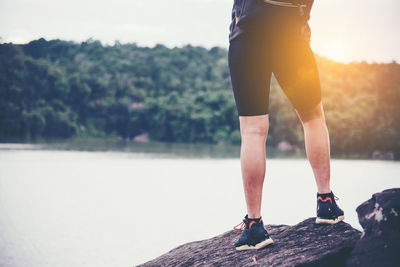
[249,221,256,229]
[318,196,333,204]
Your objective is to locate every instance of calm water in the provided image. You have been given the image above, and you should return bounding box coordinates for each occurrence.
[0,144,399,267]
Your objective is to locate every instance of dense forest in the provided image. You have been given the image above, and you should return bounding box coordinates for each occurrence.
[0,38,399,158]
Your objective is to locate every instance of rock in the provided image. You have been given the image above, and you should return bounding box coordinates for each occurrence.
[372,150,395,160]
[133,133,149,143]
[347,188,400,267]
[137,218,361,267]
[137,189,400,267]
[277,141,294,151]
[217,140,231,146]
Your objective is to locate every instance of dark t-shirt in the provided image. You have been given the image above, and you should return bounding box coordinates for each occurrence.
[229,0,314,42]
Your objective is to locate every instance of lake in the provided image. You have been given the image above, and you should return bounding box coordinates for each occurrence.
[0,143,399,267]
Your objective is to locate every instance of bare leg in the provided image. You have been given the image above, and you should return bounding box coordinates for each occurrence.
[239,114,269,218]
[296,102,331,194]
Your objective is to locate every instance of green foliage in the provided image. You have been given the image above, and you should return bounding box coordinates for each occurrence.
[22,110,45,138]
[0,38,399,158]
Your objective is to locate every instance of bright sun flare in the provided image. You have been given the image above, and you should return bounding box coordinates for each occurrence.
[323,42,347,62]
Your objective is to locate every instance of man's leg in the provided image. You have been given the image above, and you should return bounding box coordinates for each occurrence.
[239,114,269,218]
[296,102,345,224]
[234,114,274,251]
[295,102,331,194]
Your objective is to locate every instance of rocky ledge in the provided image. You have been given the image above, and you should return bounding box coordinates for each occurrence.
[138,188,400,267]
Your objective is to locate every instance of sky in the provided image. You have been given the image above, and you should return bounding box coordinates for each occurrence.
[0,0,399,63]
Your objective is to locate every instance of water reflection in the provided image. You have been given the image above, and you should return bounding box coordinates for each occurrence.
[0,138,307,159]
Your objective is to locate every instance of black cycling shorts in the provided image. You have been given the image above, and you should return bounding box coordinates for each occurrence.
[228,2,321,116]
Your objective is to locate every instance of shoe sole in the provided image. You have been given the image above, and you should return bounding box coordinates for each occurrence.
[315,215,345,224]
[235,238,274,251]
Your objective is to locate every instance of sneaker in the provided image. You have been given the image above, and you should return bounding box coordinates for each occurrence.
[233,215,274,251]
[315,191,345,224]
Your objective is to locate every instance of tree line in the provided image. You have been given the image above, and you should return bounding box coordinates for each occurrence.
[0,38,399,158]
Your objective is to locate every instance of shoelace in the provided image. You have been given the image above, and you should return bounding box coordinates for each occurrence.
[233,220,246,234]
[332,194,341,210]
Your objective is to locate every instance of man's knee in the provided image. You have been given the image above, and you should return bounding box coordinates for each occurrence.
[239,114,269,137]
[296,102,325,124]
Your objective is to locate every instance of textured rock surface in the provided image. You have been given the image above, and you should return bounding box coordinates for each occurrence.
[347,188,400,267]
[137,188,400,267]
[137,218,361,267]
